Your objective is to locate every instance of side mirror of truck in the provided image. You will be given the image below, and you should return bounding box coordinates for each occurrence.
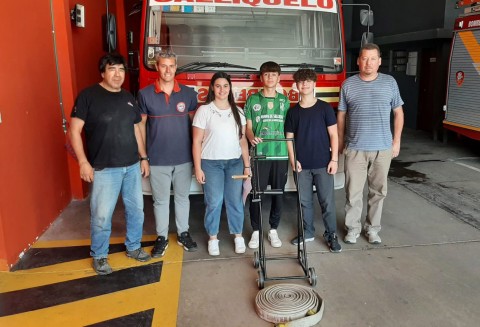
[360,9,374,27]
[361,32,374,46]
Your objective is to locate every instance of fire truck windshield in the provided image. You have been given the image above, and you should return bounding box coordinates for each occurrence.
[144,4,342,73]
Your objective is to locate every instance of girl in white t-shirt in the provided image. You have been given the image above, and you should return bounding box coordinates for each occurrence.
[192,72,250,256]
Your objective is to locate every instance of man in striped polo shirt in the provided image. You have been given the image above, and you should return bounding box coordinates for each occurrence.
[337,43,404,244]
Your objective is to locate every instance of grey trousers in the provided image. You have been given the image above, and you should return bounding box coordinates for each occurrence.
[150,162,193,238]
[297,168,337,238]
[344,148,393,233]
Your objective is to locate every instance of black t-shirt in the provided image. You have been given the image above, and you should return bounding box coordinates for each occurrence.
[284,100,337,169]
[71,84,142,168]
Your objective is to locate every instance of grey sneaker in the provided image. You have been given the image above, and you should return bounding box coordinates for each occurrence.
[366,231,382,244]
[291,235,315,246]
[323,232,342,253]
[126,248,151,262]
[93,258,113,275]
[344,230,360,244]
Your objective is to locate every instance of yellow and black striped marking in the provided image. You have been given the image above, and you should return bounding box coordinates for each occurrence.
[0,235,183,326]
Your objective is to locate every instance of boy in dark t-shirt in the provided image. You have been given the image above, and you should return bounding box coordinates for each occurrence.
[284,69,342,253]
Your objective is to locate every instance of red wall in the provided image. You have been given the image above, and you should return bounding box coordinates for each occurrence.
[0,1,72,269]
[69,0,108,92]
[0,0,129,270]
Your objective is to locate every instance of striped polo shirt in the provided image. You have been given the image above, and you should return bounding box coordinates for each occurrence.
[338,73,404,151]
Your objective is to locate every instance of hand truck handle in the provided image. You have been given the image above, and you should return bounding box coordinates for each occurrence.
[232,174,251,180]
[263,189,284,195]
[256,138,294,142]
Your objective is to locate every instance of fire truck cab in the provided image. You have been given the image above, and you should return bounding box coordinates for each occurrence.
[139,0,348,193]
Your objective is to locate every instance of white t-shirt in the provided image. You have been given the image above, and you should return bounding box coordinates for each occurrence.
[192,102,246,160]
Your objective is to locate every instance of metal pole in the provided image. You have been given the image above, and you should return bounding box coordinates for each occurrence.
[49,0,67,134]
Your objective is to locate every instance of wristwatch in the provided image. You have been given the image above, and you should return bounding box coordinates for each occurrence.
[140,157,149,161]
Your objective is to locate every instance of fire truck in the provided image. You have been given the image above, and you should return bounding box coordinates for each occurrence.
[139,0,353,192]
[444,0,480,140]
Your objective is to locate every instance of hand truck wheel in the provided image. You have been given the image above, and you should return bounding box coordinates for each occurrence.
[257,269,265,289]
[253,251,260,269]
[308,267,317,287]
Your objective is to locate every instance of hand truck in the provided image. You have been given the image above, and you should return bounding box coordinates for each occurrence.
[234,138,318,289]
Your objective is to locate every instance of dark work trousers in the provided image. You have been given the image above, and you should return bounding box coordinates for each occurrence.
[249,160,288,231]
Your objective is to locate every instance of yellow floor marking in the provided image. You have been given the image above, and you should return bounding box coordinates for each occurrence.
[0,255,182,326]
[32,235,158,248]
[1,235,178,293]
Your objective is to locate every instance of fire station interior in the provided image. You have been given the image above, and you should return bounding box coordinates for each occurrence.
[1,0,479,326]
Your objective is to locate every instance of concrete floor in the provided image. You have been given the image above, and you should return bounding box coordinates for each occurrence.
[2,128,479,327]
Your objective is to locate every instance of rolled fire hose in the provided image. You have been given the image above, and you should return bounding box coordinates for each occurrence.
[255,284,324,327]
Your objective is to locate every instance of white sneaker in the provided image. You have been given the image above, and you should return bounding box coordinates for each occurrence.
[366,231,382,244]
[268,229,282,248]
[248,231,259,249]
[344,230,360,244]
[234,237,246,254]
[208,239,220,256]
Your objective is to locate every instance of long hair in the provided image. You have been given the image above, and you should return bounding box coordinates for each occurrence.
[206,72,243,139]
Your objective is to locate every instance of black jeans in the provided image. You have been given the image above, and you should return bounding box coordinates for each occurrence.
[249,160,288,231]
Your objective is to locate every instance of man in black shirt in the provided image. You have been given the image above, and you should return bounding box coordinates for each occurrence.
[70,53,151,275]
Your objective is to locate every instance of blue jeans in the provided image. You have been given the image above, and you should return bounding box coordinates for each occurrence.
[90,162,144,258]
[297,168,337,238]
[202,158,244,236]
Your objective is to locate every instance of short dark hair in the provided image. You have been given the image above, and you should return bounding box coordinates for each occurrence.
[98,53,127,73]
[359,43,381,57]
[259,61,281,75]
[293,69,317,83]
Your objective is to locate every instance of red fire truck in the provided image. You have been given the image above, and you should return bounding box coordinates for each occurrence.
[444,0,480,140]
[139,0,350,192]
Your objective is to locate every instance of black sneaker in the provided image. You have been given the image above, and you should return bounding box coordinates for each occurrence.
[152,236,169,258]
[93,258,113,275]
[291,235,315,246]
[126,248,151,262]
[324,232,342,253]
[177,231,198,252]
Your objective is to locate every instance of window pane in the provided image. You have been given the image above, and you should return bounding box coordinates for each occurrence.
[144,6,342,72]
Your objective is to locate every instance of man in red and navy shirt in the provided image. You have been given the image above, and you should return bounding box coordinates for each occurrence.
[138,50,198,257]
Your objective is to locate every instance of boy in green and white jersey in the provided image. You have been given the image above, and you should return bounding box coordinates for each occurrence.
[245,61,290,249]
